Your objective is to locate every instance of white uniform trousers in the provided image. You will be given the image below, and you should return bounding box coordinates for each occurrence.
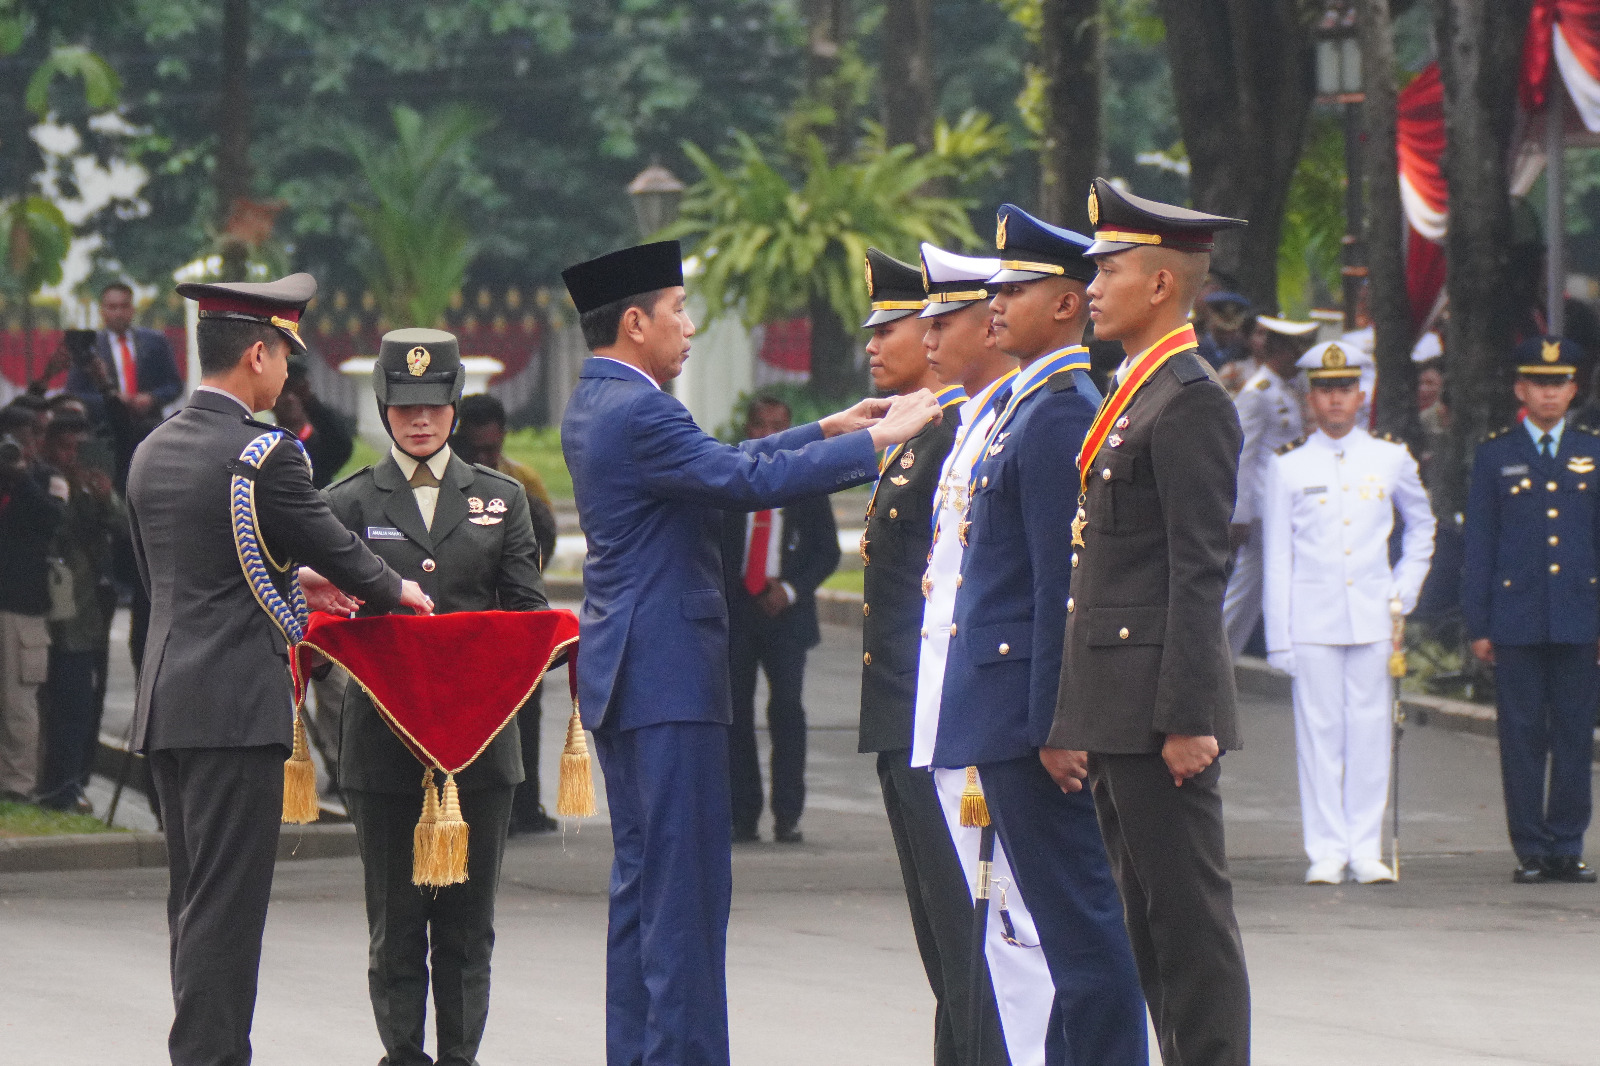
[1291,641,1393,866]
[933,766,1053,1066]
[1222,525,1264,659]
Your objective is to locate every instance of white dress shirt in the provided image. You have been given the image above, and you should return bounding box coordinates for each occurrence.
[1232,363,1304,524]
[390,445,453,529]
[595,356,661,390]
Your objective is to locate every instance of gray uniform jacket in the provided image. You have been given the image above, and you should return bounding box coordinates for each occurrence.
[127,389,403,753]
[325,452,549,794]
[1049,352,1243,753]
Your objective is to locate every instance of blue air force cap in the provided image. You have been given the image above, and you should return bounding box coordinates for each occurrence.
[989,204,1096,285]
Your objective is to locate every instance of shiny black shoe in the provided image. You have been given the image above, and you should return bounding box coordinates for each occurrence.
[1513,857,1550,884]
[774,825,804,845]
[1545,856,1599,884]
[731,825,760,844]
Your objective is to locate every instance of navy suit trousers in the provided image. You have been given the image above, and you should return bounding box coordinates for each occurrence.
[594,722,732,1066]
[979,755,1147,1066]
[1494,643,1599,859]
[728,619,808,832]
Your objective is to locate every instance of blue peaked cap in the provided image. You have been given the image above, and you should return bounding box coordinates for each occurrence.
[989,203,1096,285]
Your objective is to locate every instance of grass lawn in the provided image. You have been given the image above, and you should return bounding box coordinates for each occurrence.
[822,569,864,594]
[0,801,121,839]
[332,426,573,500]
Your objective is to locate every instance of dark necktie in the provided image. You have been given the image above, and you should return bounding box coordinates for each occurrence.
[1541,433,1554,460]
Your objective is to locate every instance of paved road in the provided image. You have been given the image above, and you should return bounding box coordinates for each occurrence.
[4,616,1599,1065]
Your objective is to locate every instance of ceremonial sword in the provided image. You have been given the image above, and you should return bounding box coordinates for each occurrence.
[1388,597,1408,880]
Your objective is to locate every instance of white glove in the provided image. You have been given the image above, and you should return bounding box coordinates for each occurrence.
[1267,650,1295,677]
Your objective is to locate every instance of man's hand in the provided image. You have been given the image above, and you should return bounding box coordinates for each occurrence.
[1470,638,1494,665]
[84,357,112,391]
[867,390,942,450]
[298,567,364,616]
[819,397,893,438]
[41,345,71,381]
[1039,746,1089,793]
[126,392,156,417]
[1266,650,1295,676]
[81,468,113,502]
[756,581,791,618]
[1228,523,1252,551]
[1161,734,1219,787]
[399,580,435,615]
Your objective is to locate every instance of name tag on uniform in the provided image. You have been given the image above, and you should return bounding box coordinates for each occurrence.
[1301,485,1327,495]
[1500,464,1529,477]
[366,526,406,541]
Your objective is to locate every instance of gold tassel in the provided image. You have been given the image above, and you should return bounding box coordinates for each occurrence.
[411,769,440,886]
[282,711,321,824]
[556,703,598,818]
[959,765,990,828]
[1388,648,1408,679]
[420,773,469,887]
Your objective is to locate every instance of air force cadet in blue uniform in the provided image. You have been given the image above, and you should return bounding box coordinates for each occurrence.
[1463,336,1600,885]
[1262,341,1434,885]
[559,241,942,1066]
[932,206,1146,1066]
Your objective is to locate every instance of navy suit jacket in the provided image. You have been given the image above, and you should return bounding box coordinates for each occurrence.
[561,358,877,731]
[933,368,1100,766]
[68,327,183,422]
[720,494,841,650]
[1461,419,1600,646]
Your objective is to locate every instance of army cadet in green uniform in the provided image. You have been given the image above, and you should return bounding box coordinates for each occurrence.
[324,328,549,1066]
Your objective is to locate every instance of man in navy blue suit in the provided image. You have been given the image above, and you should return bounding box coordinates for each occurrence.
[931,206,1146,1066]
[1463,336,1600,885]
[560,240,941,1066]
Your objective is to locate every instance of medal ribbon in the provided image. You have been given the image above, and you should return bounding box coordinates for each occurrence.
[867,383,969,519]
[1075,325,1198,491]
[927,370,1017,543]
[967,346,1089,490]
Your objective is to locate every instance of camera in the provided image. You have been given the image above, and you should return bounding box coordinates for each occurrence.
[0,434,23,469]
[62,329,98,370]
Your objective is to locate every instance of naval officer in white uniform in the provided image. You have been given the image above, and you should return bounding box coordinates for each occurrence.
[1222,315,1318,658]
[1263,340,1435,885]
[912,242,1054,1066]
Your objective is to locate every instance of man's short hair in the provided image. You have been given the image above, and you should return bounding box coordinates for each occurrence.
[747,395,791,423]
[197,317,282,376]
[45,412,90,439]
[457,393,507,430]
[8,393,48,414]
[99,281,134,301]
[0,405,37,436]
[579,288,666,350]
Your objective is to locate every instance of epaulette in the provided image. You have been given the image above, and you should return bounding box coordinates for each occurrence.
[244,416,279,432]
[324,465,372,493]
[471,463,523,489]
[1169,350,1210,385]
[1047,369,1075,393]
[1275,436,1308,455]
[1482,425,1512,442]
[1574,422,1600,437]
[1377,430,1413,454]
[1253,377,1270,391]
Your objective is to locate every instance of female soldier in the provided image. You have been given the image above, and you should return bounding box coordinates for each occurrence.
[324,327,548,1066]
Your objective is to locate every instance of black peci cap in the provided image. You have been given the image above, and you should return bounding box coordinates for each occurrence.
[862,248,926,327]
[562,240,685,315]
[1085,178,1247,258]
[176,272,317,351]
[990,204,1096,284]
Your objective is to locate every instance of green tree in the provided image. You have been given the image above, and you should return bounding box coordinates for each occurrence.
[664,131,978,399]
[0,195,72,374]
[344,104,494,329]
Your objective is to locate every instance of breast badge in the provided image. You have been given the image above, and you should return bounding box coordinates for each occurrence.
[1569,456,1595,475]
[1108,434,1123,448]
[469,496,504,525]
[1115,416,1130,430]
[889,475,910,486]
[900,449,916,470]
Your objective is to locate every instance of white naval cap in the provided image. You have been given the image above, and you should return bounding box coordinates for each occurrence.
[1410,330,1443,363]
[1255,315,1319,338]
[1298,339,1373,382]
[919,244,1000,319]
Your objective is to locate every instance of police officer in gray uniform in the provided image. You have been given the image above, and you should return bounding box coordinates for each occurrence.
[324,329,549,1066]
[127,275,428,1066]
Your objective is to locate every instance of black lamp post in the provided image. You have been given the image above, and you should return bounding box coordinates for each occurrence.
[627,161,686,239]
[1316,3,1365,332]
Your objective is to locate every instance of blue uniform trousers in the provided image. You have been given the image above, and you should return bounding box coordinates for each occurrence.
[979,755,1147,1066]
[1493,643,1599,860]
[594,721,733,1066]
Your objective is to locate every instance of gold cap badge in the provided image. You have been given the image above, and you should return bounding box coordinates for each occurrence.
[406,346,431,376]
[920,255,930,293]
[1324,343,1347,369]
[1087,185,1100,228]
[1543,339,1562,363]
[996,213,1009,250]
[864,256,875,298]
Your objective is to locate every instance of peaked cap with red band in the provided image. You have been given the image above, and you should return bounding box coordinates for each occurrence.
[292,609,580,775]
[1085,178,1246,258]
[176,271,317,352]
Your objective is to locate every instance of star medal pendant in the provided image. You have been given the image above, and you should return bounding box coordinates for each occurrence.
[921,568,934,599]
[958,519,971,546]
[859,532,870,566]
[900,448,915,470]
[1070,503,1087,547]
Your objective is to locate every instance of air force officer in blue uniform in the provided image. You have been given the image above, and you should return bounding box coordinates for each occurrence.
[560,241,943,1066]
[931,207,1147,1066]
[1463,336,1600,885]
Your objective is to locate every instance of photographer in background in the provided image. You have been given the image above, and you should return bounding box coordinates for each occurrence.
[66,283,182,485]
[0,404,68,803]
[35,413,124,813]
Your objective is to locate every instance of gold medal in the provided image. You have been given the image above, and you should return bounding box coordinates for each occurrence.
[1070,501,1087,547]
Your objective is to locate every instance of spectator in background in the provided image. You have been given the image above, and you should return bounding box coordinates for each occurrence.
[721,396,841,843]
[67,282,182,482]
[452,392,561,834]
[1199,289,1253,371]
[0,404,67,803]
[273,353,355,488]
[35,413,123,812]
